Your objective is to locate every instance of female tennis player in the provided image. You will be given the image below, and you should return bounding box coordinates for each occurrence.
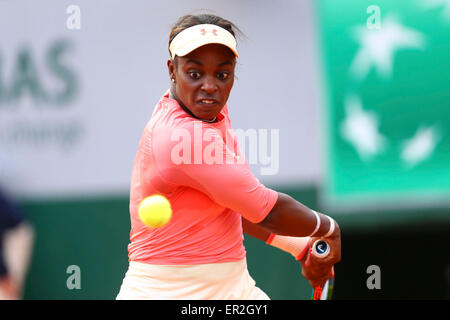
[116,13,341,300]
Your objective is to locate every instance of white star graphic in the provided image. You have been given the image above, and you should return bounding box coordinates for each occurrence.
[401,126,440,168]
[418,0,450,22]
[340,95,387,160]
[349,16,426,81]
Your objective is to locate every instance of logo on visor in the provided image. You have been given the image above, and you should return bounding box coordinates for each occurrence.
[200,28,218,36]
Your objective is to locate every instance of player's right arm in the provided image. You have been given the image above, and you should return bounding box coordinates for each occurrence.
[259,192,341,287]
[261,193,340,239]
[260,192,341,265]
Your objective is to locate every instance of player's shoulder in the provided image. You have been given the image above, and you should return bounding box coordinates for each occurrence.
[147,106,196,146]
[145,96,185,131]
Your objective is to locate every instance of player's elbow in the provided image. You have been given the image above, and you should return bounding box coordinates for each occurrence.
[257,192,311,236]
[257,192,291,233]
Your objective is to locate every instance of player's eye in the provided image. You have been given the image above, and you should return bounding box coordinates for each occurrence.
[217,71,230,81]
[188,71,201,80]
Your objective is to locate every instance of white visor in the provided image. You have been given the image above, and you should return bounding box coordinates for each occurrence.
[169,24,239,59]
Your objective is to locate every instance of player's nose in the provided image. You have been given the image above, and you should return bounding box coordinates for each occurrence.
[200,76,218,94]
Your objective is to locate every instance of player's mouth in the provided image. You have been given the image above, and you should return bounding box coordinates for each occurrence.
[196,98,220,106]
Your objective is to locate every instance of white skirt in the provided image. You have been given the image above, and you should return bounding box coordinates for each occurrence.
[116,258,270,300]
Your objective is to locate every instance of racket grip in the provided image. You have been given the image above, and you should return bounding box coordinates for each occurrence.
[312,285,323,300]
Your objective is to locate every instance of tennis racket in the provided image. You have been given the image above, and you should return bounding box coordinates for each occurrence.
[311,240,335,300]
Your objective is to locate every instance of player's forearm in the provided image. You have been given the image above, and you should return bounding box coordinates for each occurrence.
[259,192,339,238]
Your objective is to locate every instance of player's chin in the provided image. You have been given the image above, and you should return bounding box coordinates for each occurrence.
[194,105,222,120]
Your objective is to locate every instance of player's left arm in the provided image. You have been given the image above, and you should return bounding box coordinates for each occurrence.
[242,216,335,289]
[241,217,271,242]
[242,217,311,261]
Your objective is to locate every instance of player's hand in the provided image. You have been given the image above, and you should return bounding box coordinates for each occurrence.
[313,221,341,265]
[300,223,341,288]
[300,252,335,288]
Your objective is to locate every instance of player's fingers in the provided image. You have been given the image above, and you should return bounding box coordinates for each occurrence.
[302,264,332,282]
[309,277,328,289]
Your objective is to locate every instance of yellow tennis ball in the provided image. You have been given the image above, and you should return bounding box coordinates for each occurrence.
[138,195,172,228]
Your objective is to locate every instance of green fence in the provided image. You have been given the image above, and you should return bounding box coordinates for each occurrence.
[20,184,450,299]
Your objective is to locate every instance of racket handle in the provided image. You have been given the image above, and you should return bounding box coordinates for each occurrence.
[312,239,330,257]
[312,285,323,300]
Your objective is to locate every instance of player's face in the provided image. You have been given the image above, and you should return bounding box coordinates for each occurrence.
[168,44,236,121]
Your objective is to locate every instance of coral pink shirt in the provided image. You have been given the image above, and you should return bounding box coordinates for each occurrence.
[127,91,278,265]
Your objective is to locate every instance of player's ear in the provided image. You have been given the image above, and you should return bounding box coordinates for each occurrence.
[167,58,176,81]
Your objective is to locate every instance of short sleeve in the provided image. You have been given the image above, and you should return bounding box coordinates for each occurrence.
[152,122,278,223]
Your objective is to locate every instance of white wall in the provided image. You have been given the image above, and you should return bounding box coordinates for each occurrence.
[0,0,324,199]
